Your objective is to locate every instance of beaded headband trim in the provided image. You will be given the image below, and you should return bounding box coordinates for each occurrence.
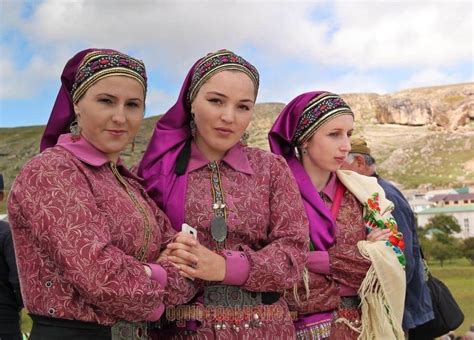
[71,51,147,103]
[293,92,354,146]
[187,50,260,106]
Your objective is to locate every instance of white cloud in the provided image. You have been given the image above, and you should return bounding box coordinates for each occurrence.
[258,71,389,105]
[145,89,177,117]
[302,72,389,95]
[0,0,472,101]
[0,54,60,99]
[402,68,466,89]
[329,1,472,69]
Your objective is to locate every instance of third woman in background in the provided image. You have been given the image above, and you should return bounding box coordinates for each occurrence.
[269,91,407,340]
[138,50,309,339]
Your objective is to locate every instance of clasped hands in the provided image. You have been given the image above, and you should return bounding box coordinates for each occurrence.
[160,233,226,282]
[366,226,392,242]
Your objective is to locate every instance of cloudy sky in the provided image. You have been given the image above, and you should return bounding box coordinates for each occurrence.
[0,0,472,127]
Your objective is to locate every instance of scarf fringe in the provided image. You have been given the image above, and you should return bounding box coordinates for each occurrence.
[290,267,311,305]
[357,244,404,340]
[334,317,362,334]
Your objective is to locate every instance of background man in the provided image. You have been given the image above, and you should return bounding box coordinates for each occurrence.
[341,138,434,334]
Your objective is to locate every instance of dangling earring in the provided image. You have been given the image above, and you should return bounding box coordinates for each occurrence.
[70,118,81,142]
[240,131,249,147]
[131,137,136,152]
[190,113,196,138]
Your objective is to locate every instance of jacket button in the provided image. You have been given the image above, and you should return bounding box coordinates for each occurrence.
[48,307,55,315]
[45,281,53,288]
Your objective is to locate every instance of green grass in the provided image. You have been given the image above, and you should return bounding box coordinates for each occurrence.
[443,95,466,104]
[427,257,474,336]
[382,133,474,189]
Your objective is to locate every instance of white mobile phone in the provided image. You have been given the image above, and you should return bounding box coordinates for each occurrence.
[182,223,198,239]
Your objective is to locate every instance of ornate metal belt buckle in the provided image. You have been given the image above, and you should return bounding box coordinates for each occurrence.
[204,284,261,307]
[111,320,148,340]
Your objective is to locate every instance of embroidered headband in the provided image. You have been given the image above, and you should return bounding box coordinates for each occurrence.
[71,50,147,103]
[292,92,354,146]
[186,49,260,106]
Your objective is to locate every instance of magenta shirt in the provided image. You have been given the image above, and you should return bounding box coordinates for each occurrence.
[8,134,196,326]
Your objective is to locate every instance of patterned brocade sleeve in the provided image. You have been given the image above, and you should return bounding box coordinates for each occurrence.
[328,244,371,289]
[8,155,165,321]
[241,155,309,292]
[285,271,340,316]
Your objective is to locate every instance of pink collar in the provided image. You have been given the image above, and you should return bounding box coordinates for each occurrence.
[187,141,254,175]
[321,172,338,202]
[56,133,123,167]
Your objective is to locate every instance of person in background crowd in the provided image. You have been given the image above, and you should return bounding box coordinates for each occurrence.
[8,48,196,340]
[465,324,474,340]
[269,91,406,339]
[0,173,23,340]
[138,49,309,339]
[341,137,434,334]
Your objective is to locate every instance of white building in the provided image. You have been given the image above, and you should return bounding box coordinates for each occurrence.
[416,205,474,239]
[409,197,435,213]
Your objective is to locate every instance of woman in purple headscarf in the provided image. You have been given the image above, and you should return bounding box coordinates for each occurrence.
[269,92,407,340]
[137,49,308,339]
[8,48,196,340]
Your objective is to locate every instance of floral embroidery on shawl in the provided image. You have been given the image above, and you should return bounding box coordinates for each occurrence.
[363,192,406,267]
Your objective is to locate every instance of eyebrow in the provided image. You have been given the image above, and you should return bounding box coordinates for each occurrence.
[329,128,353,132]
[97,93,143,102]
[206,91,254,104]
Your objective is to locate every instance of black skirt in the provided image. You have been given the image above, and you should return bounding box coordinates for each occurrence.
[29,314,111,340]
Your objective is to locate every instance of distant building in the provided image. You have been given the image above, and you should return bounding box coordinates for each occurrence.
[409,196,435,213]
[429,193,474,207]
[424,188,458,200]
[416,205,474,239]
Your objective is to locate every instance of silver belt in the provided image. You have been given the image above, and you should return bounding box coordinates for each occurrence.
[204,284,262,307]
[111,320,148,340]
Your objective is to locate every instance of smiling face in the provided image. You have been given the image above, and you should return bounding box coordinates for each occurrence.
[190,70,256,161]
[73,75,145,162]
[301,114,354,176]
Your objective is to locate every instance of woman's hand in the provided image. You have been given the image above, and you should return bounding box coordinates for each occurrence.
[367,227,392,242]
[157,247,172,262]
[166,234,226,282]
[166,232,199,266]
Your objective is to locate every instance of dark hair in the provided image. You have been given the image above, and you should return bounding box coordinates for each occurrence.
[0,173,3,192]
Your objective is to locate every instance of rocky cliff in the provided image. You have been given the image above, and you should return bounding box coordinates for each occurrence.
[342,83,473,130]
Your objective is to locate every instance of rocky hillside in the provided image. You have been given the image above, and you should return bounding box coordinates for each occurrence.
[343,83,473,130]
[1,83,473,213]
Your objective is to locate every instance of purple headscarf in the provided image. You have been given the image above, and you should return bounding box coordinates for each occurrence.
[268,91,353,251]
[40,48,147,151]
[137,50,259,231]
